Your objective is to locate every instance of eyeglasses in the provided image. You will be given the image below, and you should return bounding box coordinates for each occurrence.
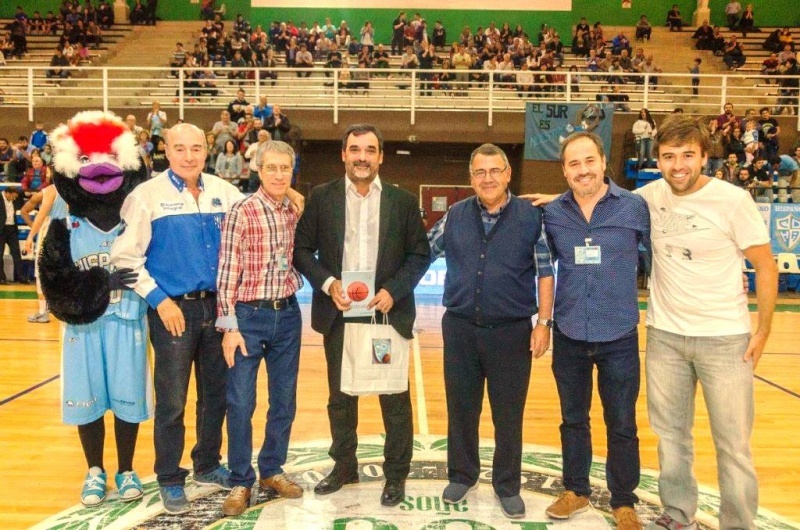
[470,166,507,180]
[262,164,293,175]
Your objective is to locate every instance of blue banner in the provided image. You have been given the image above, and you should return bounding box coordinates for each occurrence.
[524,102,614,161]
[769,203,800,255]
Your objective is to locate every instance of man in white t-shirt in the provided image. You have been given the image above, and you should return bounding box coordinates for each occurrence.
[638,115,777,530]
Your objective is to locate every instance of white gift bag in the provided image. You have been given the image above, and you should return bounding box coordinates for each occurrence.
[340,314,409,396]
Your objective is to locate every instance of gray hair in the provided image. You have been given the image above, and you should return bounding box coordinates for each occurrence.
[469,143,509,169]
[259,140,296,170]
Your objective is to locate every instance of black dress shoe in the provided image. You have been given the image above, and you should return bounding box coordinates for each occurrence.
[380,479,406,507]
[314,469,359,495]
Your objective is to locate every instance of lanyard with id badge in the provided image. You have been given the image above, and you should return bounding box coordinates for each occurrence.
[575,238,601,265]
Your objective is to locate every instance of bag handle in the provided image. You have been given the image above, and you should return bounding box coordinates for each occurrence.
[369,312,390,326]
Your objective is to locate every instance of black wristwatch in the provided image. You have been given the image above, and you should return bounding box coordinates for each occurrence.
[536,318,554,329]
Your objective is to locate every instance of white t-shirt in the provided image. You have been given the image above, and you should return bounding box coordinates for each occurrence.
[636,178,769,336]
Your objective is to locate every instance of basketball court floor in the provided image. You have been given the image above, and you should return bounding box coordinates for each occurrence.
[1,286,798,529]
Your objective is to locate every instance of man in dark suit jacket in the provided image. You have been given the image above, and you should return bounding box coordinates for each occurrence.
[0,186,25,284]
[294,123,430,507]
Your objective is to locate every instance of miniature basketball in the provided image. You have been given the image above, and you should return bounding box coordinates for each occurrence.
[347,281,369,302]
[382,353,391,363]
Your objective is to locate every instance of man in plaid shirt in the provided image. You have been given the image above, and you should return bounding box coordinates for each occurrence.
[215,140,305,516]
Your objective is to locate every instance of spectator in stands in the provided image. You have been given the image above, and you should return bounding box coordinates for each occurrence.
[693,20,715,50]
[147,101,167,143]
[635,15,652,41]
[641,55,662,86]
[723,35,746,70]
[632,108,656,169]
[215,139,244,187]
[758,107,781,158]
[666,5,682,32]
[706,119,726,176]
[228,50,248,82]
[724,1,742,30]
[724,128,746,164]
[717,103,739,135]
[44,11,58,35]
[169,42,187,76]
[259,48,278,85]
[778,27,795,52]
[295,43,314,77]
[200,0,215,21]
[233,14,251,36]
[401,44,419,70]
[263,105,291,141]
[360,21,375,53]
[97,2,113,29]
[710,26,726,55]
[763,28,783,53]
[335,27,351,50]
[130,0,146,25]
[253,95,273,122]
[8,18,27,58]
[608,85,631,112]
[721,153,741,182]
[769,154,799,202]
[21,155,51,198]
[29,11,45,34]
[46,46,71,83]
[732,166,757,192]
[774,56,799,116]
[392,12,407,56]
[761,53,781,81]
[742,120,759,164]
[29,122,48,152]
[739,4,755,37]
[227,89,250,123]
[213,111,238,153]
[777,44,796,65]
[432,21,446,51]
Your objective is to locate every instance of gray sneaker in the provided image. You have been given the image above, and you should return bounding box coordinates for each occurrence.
[193,466,232,490]
[442,482,478,504]
[649,513,698,530]
[159,485,190,514]
[27,311,50,323]
[496,494,526,519]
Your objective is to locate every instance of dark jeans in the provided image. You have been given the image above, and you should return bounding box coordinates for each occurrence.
[322,317,413,481]
[0,226,22,282]
[149,296,227,486]
[227,299,302,487]
[552,325,640,508]
[442,311,532,497]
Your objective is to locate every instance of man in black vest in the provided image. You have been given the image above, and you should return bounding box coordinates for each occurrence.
[428,143,555,519]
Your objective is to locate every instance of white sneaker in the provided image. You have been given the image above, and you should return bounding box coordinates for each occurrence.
[27,311,51,323]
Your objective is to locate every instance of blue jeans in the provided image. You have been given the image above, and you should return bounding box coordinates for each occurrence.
[646,327,756,529]
[636,138,652,168]
[552,325,640,508]
[149,296,228,486]
[227,298,302,487]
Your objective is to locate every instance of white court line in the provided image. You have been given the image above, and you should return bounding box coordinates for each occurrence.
[412,333,429,436]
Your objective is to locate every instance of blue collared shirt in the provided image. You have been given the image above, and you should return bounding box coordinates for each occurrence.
[544,179,650,342]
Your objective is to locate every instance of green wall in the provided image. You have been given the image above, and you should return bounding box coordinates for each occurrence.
[3,1,798,34]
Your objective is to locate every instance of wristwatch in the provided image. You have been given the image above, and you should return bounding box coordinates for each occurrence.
[536,318,554,329]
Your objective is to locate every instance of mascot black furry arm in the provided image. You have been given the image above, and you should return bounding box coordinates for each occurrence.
[39,111,146,324]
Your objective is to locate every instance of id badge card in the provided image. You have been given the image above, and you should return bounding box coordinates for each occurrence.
[276,248,289,271]
[575,245,601,265]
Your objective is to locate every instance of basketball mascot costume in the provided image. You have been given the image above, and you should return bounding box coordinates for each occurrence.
[39,110,152,507]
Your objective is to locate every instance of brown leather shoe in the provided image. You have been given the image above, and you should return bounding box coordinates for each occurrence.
[222,486,251,516]
[260,473,304,499]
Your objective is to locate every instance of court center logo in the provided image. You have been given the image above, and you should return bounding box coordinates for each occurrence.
[32,435,799,530]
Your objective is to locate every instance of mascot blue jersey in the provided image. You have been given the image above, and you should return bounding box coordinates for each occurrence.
[66,214,146,321]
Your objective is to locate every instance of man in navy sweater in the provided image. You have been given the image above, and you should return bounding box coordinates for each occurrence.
[428,143,554,519]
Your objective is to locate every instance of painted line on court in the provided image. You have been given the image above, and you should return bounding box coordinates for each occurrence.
[755,374,800,399]
[412,334,429,436]
[0,374,59,407]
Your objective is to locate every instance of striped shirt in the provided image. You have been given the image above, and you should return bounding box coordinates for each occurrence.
[215,187,303,330]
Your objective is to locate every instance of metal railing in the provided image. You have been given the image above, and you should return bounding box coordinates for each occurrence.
[1,65,798,128]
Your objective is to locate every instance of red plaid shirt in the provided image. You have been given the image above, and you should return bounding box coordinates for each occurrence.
[216,187,302,330]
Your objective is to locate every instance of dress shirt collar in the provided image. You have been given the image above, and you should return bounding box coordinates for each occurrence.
[476,190,511,217]
[559,177,621,207]
[168,169,205,192]
[345,174,383,196]
[255,186,291,210]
